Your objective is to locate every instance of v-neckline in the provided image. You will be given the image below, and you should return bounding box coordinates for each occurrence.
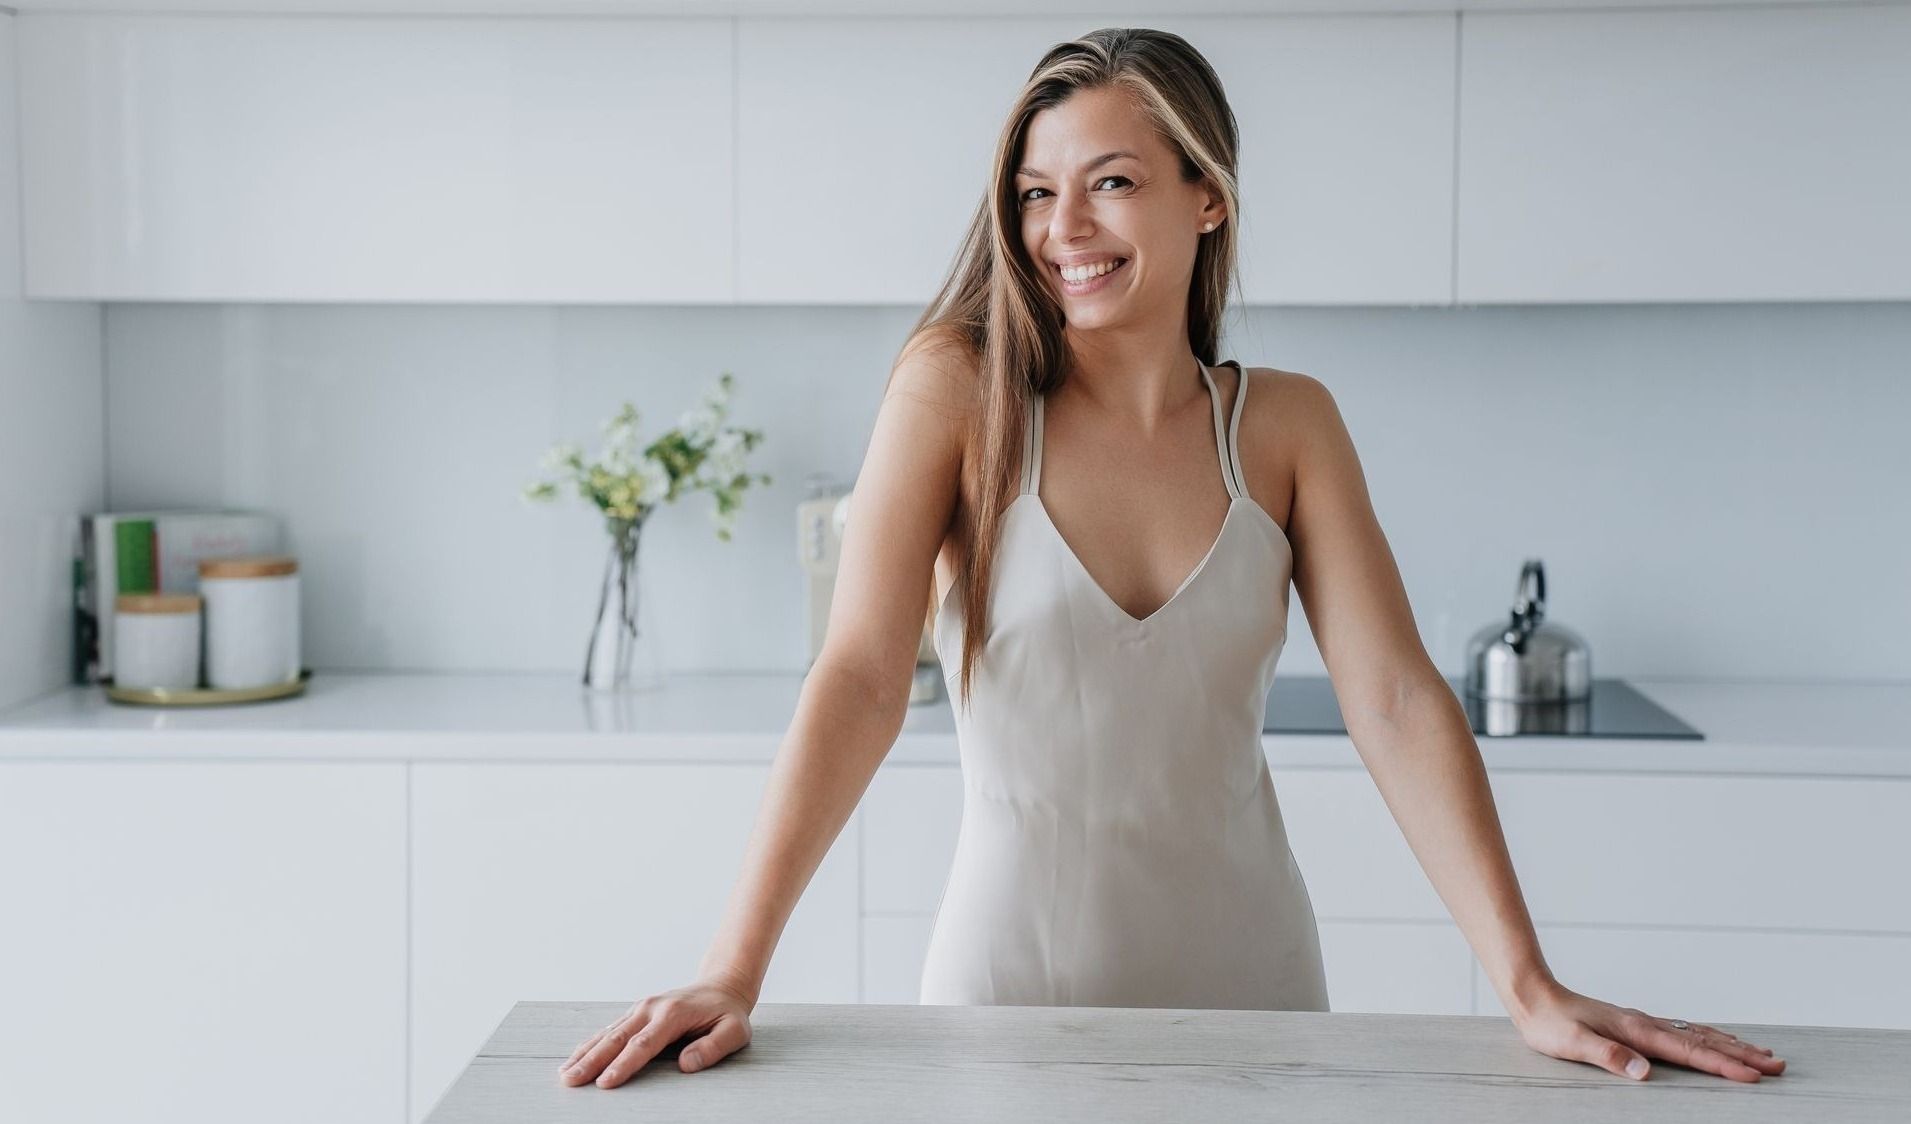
[1019,492,1242,627]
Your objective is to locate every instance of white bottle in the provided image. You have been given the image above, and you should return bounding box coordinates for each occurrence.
[198,555,301,690]
[113,593,203,689]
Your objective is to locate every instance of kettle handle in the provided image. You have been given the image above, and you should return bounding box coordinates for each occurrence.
[1502,559,1547,650]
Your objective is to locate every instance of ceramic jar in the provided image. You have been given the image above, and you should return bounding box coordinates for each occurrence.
[113,592,203,689]
[198,555,301,690]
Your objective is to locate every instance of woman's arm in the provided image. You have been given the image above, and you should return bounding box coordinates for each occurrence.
[563,338,978,1090]
[696,337,976,1003]
[1279,372,1784,1084]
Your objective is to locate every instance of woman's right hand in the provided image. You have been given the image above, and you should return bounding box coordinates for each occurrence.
[557,973,756,1089]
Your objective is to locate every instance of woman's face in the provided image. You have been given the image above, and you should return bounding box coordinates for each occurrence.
[1015,85,1224,331]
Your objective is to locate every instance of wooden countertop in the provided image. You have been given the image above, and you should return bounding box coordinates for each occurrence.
[423,1001,1909,1123]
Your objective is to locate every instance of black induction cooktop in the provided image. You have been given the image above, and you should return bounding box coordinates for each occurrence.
[1263,675,1704,740]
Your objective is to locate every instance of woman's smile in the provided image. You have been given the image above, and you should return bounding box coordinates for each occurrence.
[1056,256,1131,296]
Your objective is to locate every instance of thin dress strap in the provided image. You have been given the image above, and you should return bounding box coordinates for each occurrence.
[1224,360,1249,501]
[1022,388,1045,496]
[1200,358,1243,500]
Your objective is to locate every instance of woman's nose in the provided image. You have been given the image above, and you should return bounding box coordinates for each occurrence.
[1050,190,1094,239]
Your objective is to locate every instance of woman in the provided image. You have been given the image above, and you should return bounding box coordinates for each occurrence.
[561,27,1785,1090]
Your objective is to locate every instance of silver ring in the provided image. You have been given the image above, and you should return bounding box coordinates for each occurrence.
[1669,1019,1691,1030]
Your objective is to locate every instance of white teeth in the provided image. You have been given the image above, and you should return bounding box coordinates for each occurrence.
[1059,259,1123,283]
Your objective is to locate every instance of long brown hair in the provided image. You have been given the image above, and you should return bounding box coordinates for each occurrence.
[894,27,1245,711]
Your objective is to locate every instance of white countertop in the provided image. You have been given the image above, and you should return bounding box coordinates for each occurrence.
[425,1001,1906,1124]
[0,670,1906,777]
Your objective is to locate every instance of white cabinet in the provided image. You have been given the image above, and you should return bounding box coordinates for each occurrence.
[733,16,1444,307]
[17,12,1454,306]
[863,913,940,1006]
[861,764,965,915]
[1488,773,1911,933]
[737,16,1455,307]
[1271,766,1453,921]
[23,10,1901,306]
[18,14,735,303]
[1457,4,1911,303]
[1190,14,1456,306]
[1477,926,1911,1032]
[737,18,1087,306]
[3,742,1902,1124]
[1278,768,1477,1013]
[1318,921,1474,1015]
[858,767,963,1007]
[409,762,859,1123]
[0,762,407,1124]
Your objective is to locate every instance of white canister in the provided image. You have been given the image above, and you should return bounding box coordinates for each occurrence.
[199,555,301,690]
[113,592,204,689]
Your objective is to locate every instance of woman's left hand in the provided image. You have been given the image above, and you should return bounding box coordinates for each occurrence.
[1507,977,1787,1082]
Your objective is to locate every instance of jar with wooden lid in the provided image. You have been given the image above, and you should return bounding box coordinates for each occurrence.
[198,555,301,691]
[114,592,203,689]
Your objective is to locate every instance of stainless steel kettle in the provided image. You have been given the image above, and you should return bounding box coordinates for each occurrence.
[1464,559,1591,702]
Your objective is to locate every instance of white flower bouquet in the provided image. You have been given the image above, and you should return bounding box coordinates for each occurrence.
[522,371,770,541]
[521,372,770,690]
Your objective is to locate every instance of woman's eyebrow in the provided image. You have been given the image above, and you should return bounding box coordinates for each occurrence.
[1016,150,1140,179]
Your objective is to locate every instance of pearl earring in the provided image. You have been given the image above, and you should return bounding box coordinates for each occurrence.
[1202,222,1214,232]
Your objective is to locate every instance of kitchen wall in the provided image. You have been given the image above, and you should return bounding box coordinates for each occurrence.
[0,12,104,712]
[98,296,1911,683]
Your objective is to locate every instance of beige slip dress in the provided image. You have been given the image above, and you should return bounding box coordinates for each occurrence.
[920,355,1332,1012]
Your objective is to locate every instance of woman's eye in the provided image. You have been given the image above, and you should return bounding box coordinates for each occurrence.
[1019,176,1132,204]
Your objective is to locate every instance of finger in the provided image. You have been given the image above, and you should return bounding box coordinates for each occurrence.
[563,1017,638,1085]
[562,1016,627,1072]
[1653,1020,1785,1072]
[1647,1027,1765,1082]
[598,1006,708,1088]
[1691,1030,1786,1075]
[559,1030,605,1074]
[1569,1025,1654,1080]
[681,1012,750,1073]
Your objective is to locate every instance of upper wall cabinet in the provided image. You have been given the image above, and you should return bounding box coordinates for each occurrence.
[18,14,735,303]
[1457,4,1911,303]
[737,16,1456,307]
[20,11,1901,306]
[1191,14,1456,307]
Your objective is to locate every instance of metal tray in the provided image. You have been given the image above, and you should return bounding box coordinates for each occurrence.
[104,668,312,707]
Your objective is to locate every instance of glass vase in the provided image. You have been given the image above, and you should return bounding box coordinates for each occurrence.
[582,517,664,692]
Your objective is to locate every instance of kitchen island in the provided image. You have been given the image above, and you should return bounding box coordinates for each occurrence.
[3,671,1907,1123]
[425,1000,1907,1123]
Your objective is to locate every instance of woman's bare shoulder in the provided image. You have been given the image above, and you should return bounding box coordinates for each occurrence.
[1237,365,1336,520]
[893,330,983,407]
[1241,365,1334,436]
[890,330,985,467]
[1242,364,1323,397]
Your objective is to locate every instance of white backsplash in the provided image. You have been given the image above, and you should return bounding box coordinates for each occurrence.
[91,299,1911,684]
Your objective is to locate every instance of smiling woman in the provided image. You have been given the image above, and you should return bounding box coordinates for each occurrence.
[558,26,1786,1094]
[904,40,1244,702]
[890,24,1334,1025]
[887,26,1781,1087]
